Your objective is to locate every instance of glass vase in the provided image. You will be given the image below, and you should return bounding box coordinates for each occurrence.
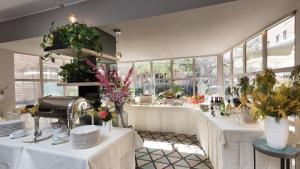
[102,120,113,133]
[114,103,128,128]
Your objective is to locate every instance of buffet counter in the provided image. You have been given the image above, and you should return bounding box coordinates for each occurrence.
[196,112,288,169]
[0,128,142,169]
[124,104,199,135]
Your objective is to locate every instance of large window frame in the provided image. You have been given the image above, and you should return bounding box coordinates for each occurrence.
[118,55,219,96]
[221,12,296,87]
[14,53,71,107]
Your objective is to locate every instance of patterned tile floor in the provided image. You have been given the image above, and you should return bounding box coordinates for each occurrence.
[135,131,213,169]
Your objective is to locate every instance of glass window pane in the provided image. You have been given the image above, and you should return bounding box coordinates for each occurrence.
[195,56,217,77]
[43,58,64,80]
[233,45,244,75]
[223,52,231,77]
[246,35,263,73]
[14,53,40,79]
[267,17,295,69]
[153,60,171,80]
[15,81,41,106]
[64,86,78,96]
[224,77,232,90]
[276,72,291,85]
[117,62,133,80]
[173,80,193,96]
[154,80,171,95]
[195,78,218,96]
[134,62,152,96]
[43,81,64,96]
[173,58,193,78]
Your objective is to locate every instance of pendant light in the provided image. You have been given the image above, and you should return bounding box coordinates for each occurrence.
[68,0,78,23]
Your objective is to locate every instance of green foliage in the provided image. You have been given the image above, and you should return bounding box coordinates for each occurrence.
[225,86,232,98]
[58,57,96,83]
[238,76,253,106]
[251,69,300,119]
[173,85,184,94]
[290,65,300,83]
[41,22,102,61]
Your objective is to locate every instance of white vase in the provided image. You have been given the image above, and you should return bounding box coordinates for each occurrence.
[264,116,289,149]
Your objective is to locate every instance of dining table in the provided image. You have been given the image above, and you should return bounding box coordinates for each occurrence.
[0,127,143,169]
[195,111,291,169]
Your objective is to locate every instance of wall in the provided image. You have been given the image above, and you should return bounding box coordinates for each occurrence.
[0,48,15,113]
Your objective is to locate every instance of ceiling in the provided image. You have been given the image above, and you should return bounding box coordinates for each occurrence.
[0,0,87,22]
[101,0,299,61]
[0,0,299,62]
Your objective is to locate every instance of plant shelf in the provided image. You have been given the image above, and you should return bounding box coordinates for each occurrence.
[45,45,118,63]
[57,82,101,87]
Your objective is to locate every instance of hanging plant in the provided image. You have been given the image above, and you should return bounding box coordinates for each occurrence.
[40,22,103,62]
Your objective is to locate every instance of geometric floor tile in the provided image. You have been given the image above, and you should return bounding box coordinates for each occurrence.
[135,131,213,169]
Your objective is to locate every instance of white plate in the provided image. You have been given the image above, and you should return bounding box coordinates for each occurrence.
[23,132,52,143]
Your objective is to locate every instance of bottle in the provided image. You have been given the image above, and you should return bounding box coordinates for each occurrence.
[220,97,225,116]
[214,97,219,111]
[226,100,233,115]
[210,97,214,111]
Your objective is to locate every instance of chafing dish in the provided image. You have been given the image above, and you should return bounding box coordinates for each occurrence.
[33,96,91,141]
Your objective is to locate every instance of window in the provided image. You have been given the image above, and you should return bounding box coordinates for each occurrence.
[118,55,219,97]
[174,79,193,96]
[195,56,218,95]
[14,54,41,106]
[223,52,231,77]
[232,45,244,75]
[267,16,295,69]
[173,58,193,79]
[117,62,133,80]
[43,58,65,96]
[134,61,152,96]
[153,60,171,95]
[275,72,291,85]
[153,60,171,80]
[283,30,287,40]
[14,53,71,107]
[246,34,263,73]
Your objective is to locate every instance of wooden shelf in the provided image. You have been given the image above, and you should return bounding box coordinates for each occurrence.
[45,46,119,63]
[57,82,101,87]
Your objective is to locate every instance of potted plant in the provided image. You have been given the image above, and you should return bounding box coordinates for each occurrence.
[41,22,102,62]
[58,57,97,83]
[238,76,256,123]
[251,69,300,149]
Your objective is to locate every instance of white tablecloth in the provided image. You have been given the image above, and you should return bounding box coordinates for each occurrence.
[125,104,198,135]
[0,128,143,169]
[196,112,282,169]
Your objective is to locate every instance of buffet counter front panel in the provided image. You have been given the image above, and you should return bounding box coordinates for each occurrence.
[125,104,198,135]
[0,128,141,169]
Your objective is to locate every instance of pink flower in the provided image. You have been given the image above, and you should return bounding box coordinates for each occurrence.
[85,60,133,105]
[99,111,108,119]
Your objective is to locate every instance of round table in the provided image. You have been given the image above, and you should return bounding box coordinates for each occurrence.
[253,139,299,169]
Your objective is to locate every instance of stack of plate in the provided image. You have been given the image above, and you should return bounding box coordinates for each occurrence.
[70,125,100,149]
[0,119,25,137]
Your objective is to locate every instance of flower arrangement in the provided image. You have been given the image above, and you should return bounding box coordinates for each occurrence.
[41,22,102,62]
[251,69,300,120]
[85,60,133,106]
[98,109,113,122]
[190,95,205,104]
